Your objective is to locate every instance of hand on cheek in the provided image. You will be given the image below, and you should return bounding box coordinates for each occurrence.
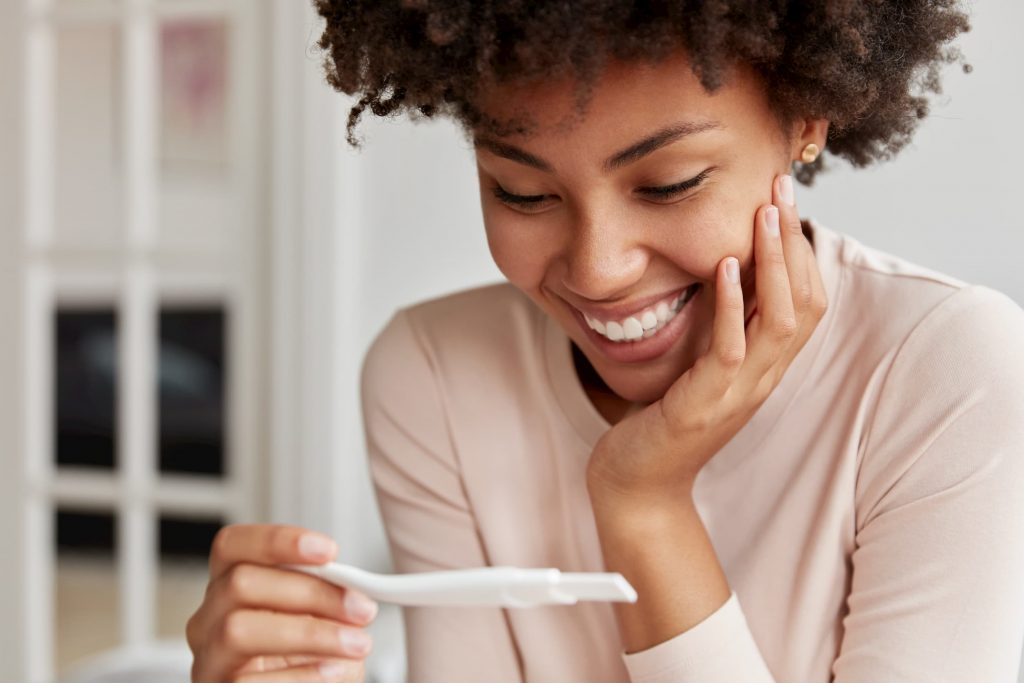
[587,173,829,498]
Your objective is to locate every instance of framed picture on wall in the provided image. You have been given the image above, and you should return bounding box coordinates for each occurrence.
[159,19,228,171]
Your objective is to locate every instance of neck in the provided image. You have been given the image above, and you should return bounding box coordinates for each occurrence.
[572,341,645,425]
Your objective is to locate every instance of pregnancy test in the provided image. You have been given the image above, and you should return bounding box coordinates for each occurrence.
[282,562,637,608]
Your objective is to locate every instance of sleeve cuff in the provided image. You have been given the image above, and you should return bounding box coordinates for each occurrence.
[620,591,775,683]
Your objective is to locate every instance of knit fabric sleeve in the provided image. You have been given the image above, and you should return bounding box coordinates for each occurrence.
[360,308,523,683]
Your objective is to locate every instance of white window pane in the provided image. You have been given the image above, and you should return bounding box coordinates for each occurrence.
[55,508,121,676]
[157,515,222,641]
[56,309,118,470]
[159,307,226,476]
[159,19,233,254]
[54,23,123,250]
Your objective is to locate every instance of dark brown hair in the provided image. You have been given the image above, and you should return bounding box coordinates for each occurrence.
[313,1,971,185]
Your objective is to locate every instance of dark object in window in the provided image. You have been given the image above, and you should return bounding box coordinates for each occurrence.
[159,307,226,476]
[159,516,223,560]
[56,509,116,554]
[55,310,117,469]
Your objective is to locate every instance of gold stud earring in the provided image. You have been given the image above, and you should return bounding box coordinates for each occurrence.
[801,143,820,164]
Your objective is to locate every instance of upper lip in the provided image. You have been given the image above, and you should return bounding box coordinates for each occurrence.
[566,284,699,323]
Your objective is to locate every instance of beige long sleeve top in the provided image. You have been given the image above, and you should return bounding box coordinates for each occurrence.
[359,219,1024,682]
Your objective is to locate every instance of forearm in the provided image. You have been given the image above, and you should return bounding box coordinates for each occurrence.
[587,480,732,654]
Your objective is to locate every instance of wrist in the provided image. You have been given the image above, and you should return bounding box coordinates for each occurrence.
[586,473,697,532]
[586,459,696,502]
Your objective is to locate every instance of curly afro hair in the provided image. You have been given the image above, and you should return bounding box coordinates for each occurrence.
[313,1,971,185]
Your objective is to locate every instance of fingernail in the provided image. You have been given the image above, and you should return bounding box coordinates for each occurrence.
[765,206,780,236]
[725,257,739,284]
[339,629,372,656]
[298,533,336,560]
[779,174,794,205]
[345,590,379,623]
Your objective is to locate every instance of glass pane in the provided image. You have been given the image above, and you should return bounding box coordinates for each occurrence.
[54,23,123,249]
[159,19,228,170]
[55,509,120,676]
[56,309,117,469]
[159,307,225,475]
[157,516,223,640]
[159,18,232,253]
[159,515,222,559]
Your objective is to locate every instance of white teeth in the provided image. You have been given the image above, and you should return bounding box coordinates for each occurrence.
[623,317,644,341]
[655,301,670,323]
[583,285,699,343]
[640,311,658,330]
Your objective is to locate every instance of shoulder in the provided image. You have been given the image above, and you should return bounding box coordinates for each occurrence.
[400,280,540,346]
[360,281,544,401]
[821,222,972,353]
[871,283,1024,421]
[806,223,1024,523]
[854,283,1024,529]
[808,221,1016,380]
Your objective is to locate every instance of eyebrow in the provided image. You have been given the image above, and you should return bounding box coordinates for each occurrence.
[473,120,722,173]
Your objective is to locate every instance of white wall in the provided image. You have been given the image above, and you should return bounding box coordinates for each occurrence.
[0,0,26,680]
[335,116,502,573]
[797,0,1024,302]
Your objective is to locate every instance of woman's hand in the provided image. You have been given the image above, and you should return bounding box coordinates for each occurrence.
[586,173,828,505]
[186,524,378,682]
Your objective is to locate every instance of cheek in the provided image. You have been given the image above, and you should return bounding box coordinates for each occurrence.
[482,211,552,289]
[655,198,756,278]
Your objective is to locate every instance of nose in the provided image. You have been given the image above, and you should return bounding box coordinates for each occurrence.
[560,213,649,302]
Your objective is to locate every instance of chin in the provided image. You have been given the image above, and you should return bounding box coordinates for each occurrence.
[602,370,681,405]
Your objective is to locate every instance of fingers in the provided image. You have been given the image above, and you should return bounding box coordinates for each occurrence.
[695,256,747,398]
[205,610,372,681]
[209,563,379,628]
[191,524,376,682]
[210,524,338,581]
[225,610,372,658]
[773,175,828,359]
[235,658,363,683]
[742,202,797,380]
[774,174,813,320]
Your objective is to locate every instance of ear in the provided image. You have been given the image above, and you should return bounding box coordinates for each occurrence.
[790,117,829,161]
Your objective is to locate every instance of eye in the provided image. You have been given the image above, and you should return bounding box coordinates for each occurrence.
[491,185,552,208]
[637,168,713,202]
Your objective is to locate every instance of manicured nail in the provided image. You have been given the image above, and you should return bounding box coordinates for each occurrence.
[779,174,794,205]
[765,206,780,236]
[726,257,739,284]
[345,590,379,623]
[339,629,372,656]
[298,533,336,560]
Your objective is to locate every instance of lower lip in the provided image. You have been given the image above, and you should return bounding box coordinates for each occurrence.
[571,286,701,364]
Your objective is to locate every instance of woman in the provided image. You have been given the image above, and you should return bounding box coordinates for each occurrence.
[187,2,1024,682]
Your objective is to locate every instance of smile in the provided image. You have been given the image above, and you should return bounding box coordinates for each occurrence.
[580,283,701,342]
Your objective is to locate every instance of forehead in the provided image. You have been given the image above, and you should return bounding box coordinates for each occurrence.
[472,49,777,153]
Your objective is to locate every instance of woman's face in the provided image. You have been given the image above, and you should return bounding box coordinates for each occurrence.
[473,49,820,404]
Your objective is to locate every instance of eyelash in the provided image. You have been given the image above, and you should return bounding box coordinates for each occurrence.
[491,168,712,208]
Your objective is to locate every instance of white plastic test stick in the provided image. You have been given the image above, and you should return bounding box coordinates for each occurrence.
[282,562,638,608]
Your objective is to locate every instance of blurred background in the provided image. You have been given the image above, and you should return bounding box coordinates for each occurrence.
[0,1,1020,682]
